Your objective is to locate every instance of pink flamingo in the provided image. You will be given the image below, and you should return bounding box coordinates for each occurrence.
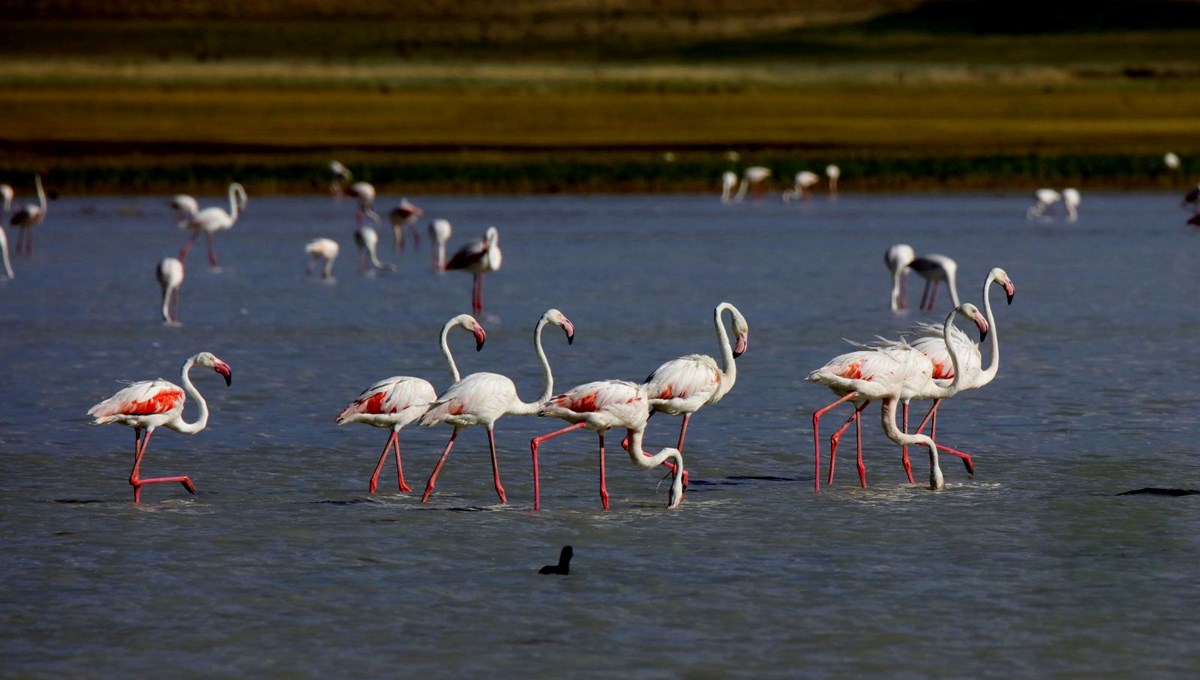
[336,314,487,494]
[445,226,502,315]
[329,161,380,225]
[909,253,960,311]
[885,243,915,311]
[641,302,748,474]
[10,175,47,257]
[733,166,771,201]
[781,170,819,203]
[0,224,13,281]
[808,303,988,491]
[169,194,199,228]
[156,257,184,324]
[354,226,395,273]
[87,352,232,502]
[389,198,424,251]
[179,182,246,268]
[532,380,685,510]
[418,309,574,504]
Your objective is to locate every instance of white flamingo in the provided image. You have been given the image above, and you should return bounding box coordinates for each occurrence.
[782,170,820,203]
[329,161,380,225]
[156,257,184,324]
[0,183,12,213]
[909,253,960,311]
[1027,188,1061,219]
[87,352,232,502]
[720,171,738,204]
[885,243,916,312]
[336,314,487,494]
[10,175,47,257]
[169,194,199,228]
[733,166,771,202]
[428,219,453,272]
[532,380,685,511]
[826,164,841,196]
[0,225,13,281]
[808,303,988,491]
[354,226,395,273]
[445,226,502,315]
[418,309,575,504]
[640,302,748,485]
[389,199,424,251]
[304,238,340,281]
[1062,188,1081,222]
[179,182,246,268]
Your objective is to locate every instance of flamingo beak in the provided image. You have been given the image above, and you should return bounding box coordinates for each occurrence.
[474,326,487,352]
[1005,281,1016,305]
[975,313,990,344]
[213,362,233,386]
[733,332,748,358]
[562,319,575,345]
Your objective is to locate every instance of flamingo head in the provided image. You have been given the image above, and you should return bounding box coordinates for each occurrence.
[470,320,487,351]
[956,303,989,344]
[194,352,233,386]
[543,308,575,345]
[990,267,1016,305]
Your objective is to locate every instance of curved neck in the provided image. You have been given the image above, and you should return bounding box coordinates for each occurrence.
[880,398,942,489]
[924,307,969,399]
[714,303,737,387]
[440,319,463,383]
[0,230,12,279]
[35,176,46,211]
[890,268,904,311]
[624,428,685,506]
[160,285,172,322]
[507,317,557,416]
[227,184,242,222]
[977,277,1002,385]
[171,356,209,434]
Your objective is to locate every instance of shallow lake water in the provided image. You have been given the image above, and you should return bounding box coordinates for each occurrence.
[3,190,1200,678]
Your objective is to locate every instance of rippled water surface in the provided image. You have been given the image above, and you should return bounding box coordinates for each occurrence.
[4,192,1200,678]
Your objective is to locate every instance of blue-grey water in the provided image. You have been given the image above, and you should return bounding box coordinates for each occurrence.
[3,191,1200,678]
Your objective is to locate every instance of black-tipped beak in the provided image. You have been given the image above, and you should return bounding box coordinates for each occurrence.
[563,320,575,345]
[474,327,487,352]
[1005,282,1016,305]
[733,332,748,359]
[215,364,232,386]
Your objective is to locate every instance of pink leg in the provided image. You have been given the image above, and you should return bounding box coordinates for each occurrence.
[421,428,460,502]
[855,405,866,487]
[899,275,908,309]
[919,281,931,310]
[129,428,195,503]
[392,434,412,492]
[597,431,610,510]
[827,402,869,484]
[530,422,587,511]
[925,281,940,310]
[913,401,975,475]
[368,431,394,494]
[473,274,484,315]
[179,233,198,262]
[812,392,858,492]
[486,425,507,504]
[206,232,219,268]
[410,225,421,249]
[900,402,914,483]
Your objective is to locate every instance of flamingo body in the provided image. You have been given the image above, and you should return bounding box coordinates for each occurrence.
[10,175,47,257]
[156,257,184,323]
[445,226,502,315]
[388,198,424,251]
[909,253,960,311]
[429,218,452,271]
[180,183,246,268]
[305,238,339,280]
[886,243,916,311]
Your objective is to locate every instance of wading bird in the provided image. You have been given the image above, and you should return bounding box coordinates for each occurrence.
[446,226,502,315]
[354,226,395,273]
[389,198,423,251]
[156,257,184,324]
[909,253,960,311]
[336,314,487,494]
[428,219,452,272]
[87,352,232,502]
[304,238,340,281]
[886,243,916,312]
[179,182,246,268]
[10,175,47,257]
[419,309,574,504]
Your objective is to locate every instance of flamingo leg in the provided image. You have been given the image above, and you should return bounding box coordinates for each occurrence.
[913,401,975,475]
[927,281,940,310]
[597,431,610,510]
[472,273,484,315]
[486,425,507,504]
[530,422,587,511]
[206,232,219,268]
[899,274,908,309]
[368,432,394,494]
[421,427,460,502]
[128,428,195,503]
[855,404,866,487]
[918,281,931,310]
[410,225,421,249]
[827,402,865,484]
[171,288,181,323]
[652,415,690,488]
[392,434,412,492]
[900,402,914,483]
[179,232,198,262]
[812,391,858,492]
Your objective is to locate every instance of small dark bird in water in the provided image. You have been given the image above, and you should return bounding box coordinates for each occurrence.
[539,546,573,575]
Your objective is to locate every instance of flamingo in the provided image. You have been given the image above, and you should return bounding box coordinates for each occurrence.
[905,268,1015,447]
[641,302,748,483]
[353,226,395,273]
[304,238,340,281]
[720,171,738,204]
[389,199,424,251]
[0,183,12,213]
[445,226,502,315]
[10,175,47,257]
[826,164,841,196]
[179,182,246,268]
[733,166,771,202]
[808,303,988,491]
[336,314,487,494]
[1062,188,1081,222]
[428,219,453,272]
[885,243,916,312]
[782,170,820,203]
[532,379,685,510]
[909,253,960,311]
[156,257,184,324]
[87,352,232,502]
[1164,152,1181,170]
[418,309,574,504]
[1027,188,1061,219]
[169,194,199,228]
[329,161,380,225]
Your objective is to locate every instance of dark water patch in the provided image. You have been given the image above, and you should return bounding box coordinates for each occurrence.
[51,499,105,504]
[1117,488,1200,497]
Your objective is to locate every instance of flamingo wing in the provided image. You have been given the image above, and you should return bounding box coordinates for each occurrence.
[420,372,515,426]
[644,355,721,403]
[337,376,437,425]
[88,379,186,423]
[542,380,647,428]
[444,237,487,271]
